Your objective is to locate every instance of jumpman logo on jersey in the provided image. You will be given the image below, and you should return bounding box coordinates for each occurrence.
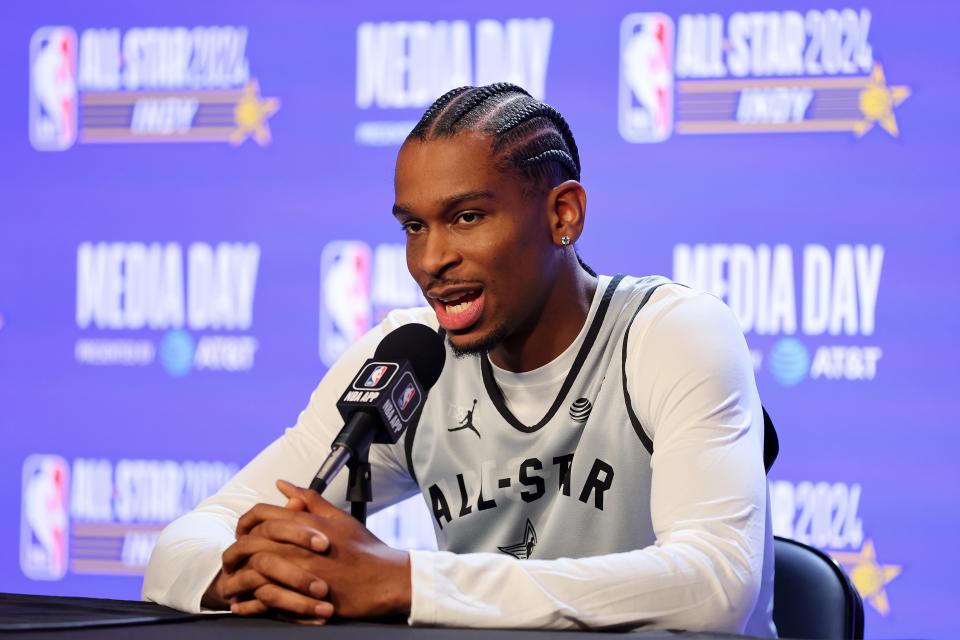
[497,519,538,559]
[447,399,480,439]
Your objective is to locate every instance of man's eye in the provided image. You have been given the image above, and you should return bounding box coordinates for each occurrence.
[457,211,481,224]
[402,222,424,234]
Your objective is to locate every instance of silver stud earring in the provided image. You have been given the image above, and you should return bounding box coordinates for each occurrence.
[561,235,571,246]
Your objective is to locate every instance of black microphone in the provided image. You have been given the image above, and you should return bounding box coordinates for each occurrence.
[308,323,446,499]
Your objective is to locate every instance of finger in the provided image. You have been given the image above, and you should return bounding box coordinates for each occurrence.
[222,535,312,571]
[277,480,343,519]
[218,567,271,601]
[248,518,329,553]
[231,599,268,616]
[223,535,270,571]
[248,551,329,598]
[251,582,334,619]
[237,503,304,537]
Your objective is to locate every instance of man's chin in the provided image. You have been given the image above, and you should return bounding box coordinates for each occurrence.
[446,323,508,359]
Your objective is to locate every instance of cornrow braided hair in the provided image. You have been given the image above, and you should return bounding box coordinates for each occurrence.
[408,85,473,139]
[407,82,581,184]
[406,83,594,275]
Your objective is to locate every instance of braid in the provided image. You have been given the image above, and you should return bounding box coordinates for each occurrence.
[521,149,579,184]
[493,102,581,178]
[409,86,473,138]
[435,82,530,134]
[407,82,582,185]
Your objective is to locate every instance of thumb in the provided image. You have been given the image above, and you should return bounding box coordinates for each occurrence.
[276,479,343,518]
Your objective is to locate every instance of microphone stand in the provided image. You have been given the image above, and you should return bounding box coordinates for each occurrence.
[308,425,375,526]
[345,447,372,525]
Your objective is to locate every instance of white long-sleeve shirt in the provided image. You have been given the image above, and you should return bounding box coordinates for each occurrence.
[143,278,775,636]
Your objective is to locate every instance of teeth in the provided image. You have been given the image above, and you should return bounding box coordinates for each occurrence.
[439,290,477,304]
[445,300,472,314]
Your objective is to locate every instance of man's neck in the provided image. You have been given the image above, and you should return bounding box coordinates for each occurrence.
[488,265,598,373]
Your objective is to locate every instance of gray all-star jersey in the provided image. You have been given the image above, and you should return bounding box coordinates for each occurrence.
[404,275,671,558]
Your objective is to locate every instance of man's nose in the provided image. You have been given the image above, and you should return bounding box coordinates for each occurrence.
[418,227,461,278]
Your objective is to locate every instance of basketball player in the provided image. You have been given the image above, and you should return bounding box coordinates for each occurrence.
[143,83,776,636]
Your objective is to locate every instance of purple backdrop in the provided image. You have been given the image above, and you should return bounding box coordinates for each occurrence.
[1,1,957,637]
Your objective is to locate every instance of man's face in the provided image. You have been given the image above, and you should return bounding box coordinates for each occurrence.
[393,132,557,356]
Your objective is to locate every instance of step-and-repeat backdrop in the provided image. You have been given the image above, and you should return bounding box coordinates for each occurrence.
[1,1,956,637]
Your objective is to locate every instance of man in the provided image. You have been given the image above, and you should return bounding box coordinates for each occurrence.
[143,83,776,635]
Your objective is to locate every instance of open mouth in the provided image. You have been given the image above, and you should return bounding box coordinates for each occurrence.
[430,288,485,332]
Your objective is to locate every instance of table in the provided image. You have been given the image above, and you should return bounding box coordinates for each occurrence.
[0,593,755,639]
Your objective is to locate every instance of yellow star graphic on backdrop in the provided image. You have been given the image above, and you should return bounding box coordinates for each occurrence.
[230,79,280,146]
[854,64,910,137]
[832,539,901,615]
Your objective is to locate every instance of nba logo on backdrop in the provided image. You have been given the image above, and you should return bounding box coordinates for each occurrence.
[319,241,373,366]
[619,13,674,143]
[29,27,78,151]
[20,455,70,580]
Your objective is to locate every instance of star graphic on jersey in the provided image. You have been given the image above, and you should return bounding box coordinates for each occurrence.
[497,519,538,559]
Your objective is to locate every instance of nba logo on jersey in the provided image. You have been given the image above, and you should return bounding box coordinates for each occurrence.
[398,382,416,411]
[29,27,78,151]
[619,13,674,143]
[20,454,70,580]
[365,365,389,387]
[320,241,373,367]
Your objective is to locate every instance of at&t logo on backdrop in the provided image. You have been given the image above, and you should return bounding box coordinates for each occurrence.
[319,241,425,367]
[29,25,279,150]
[673,243,884,386]
[619,8,910,142]
[75,241,261,376]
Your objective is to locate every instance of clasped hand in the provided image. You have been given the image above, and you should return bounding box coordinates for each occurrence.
[207,479,411,623]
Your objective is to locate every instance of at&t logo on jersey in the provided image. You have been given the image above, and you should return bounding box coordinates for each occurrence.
[74,241,261,376]
[20,455,70,580]
[673,243,884,385]
[28,25,279,150]
[355,18,553,146]
[319,241,425,367]
[619,9,910,142]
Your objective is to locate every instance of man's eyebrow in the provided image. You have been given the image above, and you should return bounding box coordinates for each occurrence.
[392,203,414,218]
[392,190,494,218]
[438,190,494,210]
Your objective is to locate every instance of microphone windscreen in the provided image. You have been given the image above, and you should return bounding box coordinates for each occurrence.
[374,323,446,391]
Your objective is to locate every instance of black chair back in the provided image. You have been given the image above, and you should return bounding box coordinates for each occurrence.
[773,536,864,639]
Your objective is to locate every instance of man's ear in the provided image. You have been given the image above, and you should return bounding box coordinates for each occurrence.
[547,180,587,246]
